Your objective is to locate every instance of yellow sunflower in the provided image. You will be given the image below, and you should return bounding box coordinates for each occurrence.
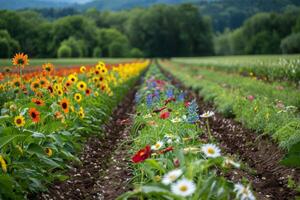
[68,74,78,83]
[0,155,7,173]
[74,93,82,103]
[77,81,87,91]
[80,66,86,73]
[14,115,25,127]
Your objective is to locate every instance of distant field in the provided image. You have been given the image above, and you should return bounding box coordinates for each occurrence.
[172,54,300,67]
[0,58,135,67]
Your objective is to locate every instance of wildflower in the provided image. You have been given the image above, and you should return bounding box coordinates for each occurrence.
[28,108,40,123]
[151,141,164,151]
[201,144,221,158]
[153,106,167,113]
[162,169,183,185]
[78,108,85,118]
[12,78,21,87]
[77,81,87,91]
[234,183,256,200]
[85,88,91,96]
[164,97,176,105]
[158,146,173,154]
[30,80,40,91]
[14,115,25,127]
[200,111,215,118]
[160,111,170,119]
[173,158,180,167]
[132,145,151,163]
[32,98,45,106]
[45,148,53,157]
[0,155,7,173]
[171,178,196,197]
[94,91,99,97]
[12,53,29,67]
[187,100,199,123]
[60,98,70,113]
[143,114,152,119]
[74,93,82,103]
[247,95,255,102]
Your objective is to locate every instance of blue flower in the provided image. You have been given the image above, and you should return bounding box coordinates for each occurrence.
[187,99,199,123]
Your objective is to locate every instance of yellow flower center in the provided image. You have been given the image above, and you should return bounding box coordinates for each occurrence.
[207,147,215,154]
[179,185,188,192]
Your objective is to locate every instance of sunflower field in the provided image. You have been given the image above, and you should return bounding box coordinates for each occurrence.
[0,53,148,199]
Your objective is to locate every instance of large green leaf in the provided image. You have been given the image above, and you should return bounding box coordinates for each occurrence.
[281,142,300,168]
[0,135,22,148]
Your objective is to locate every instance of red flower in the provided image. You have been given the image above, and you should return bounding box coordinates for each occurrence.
[164,97,176,105]
[160,111,170,119]
[158,146,174,154]
[184,101,190,108]
[132,145,151,163]
[247,95,255,102]
[153,106,167,113]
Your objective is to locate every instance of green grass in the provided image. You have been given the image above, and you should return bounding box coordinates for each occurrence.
[0,58,135,67]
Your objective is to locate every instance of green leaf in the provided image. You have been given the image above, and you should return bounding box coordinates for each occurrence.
[27,143,45,156]
[0,135,22,148]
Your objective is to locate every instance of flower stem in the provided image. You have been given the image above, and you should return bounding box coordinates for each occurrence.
[206,118,213,141]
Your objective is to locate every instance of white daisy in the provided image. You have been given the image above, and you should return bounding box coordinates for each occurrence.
[171,117,182,123]
[200,111,215,118]
[151,141,164,150]
[234,183,256,200]
[201,144,221,158]
[171,178,196,197]
[162,169,183,185]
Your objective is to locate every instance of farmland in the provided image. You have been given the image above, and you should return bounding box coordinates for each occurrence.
[0,54,299,200]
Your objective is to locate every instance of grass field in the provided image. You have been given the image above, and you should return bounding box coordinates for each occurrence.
[0,58,135,67]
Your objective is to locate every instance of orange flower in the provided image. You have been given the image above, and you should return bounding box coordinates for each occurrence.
[39,77,49,88]
[42,63,54,73]
[32,98,45,106]
[65,80,72,87]
[28,108,40,123]
[85,88,91,96]
[60,98,69,113]
[12,53,29,67]
[12,78,22,88]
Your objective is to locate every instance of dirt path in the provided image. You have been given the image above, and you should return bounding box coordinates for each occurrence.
[35,87,137,200]
[159,64,300,200]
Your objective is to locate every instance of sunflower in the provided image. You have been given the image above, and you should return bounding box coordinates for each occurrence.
[39,77,49,88]
[32,98,45,106]
[85,88,91,96]
[45,148,53,157]
[14,115,25,127]
[12,53,29,67]
[12,78,21,87]
[68,74,78,83]
[56,88,64,96]
[95,61,105,70]
[78,107,85,118]
[80,66,86,73]
[74,93,82,103]
[42,63,54,73]
[65,80,72,88]
[28,108,40,123]
[30,80,40,91]
[60,98,70,113]
[77,81,87,91]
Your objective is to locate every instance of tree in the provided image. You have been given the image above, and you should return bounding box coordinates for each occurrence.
[129,48,144,58]
[93,47,102,58]
[57,45,72,58]
[281,33,300,53]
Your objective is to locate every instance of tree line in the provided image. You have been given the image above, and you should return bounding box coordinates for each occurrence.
[0,4,213,58]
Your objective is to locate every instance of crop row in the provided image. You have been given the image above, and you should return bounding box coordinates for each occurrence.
[0,55,149,199]
[118,65,255,200]
[159,60,300,166]
[172,55,300,85]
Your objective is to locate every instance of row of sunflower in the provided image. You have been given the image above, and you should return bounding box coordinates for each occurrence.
[0,53,149,199]
[118,65,255,200]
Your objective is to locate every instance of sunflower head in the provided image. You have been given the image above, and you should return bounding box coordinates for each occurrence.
[77,81,87,91]
[28,108,40,123]
[68,74,78,83]
[12,53,29,67]
[42,63,54,73]
[74,93,82,103]
[14,115,25,127]
[45,148,53,157]
[30,80,40,91]
[32,98,44,106]
[80,66,86,73]
[60,98,70,113]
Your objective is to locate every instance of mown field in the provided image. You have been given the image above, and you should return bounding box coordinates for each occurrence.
[0,54,299,200]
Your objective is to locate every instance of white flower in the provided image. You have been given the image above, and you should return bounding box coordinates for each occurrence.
[171,178,196,197]
[162,169,183,185]
[201,144,221,158]
[151,141,164,150]
[171,117,182,123]
[143,113,152,119]
[200,111,215,118]
[234,183,256,200]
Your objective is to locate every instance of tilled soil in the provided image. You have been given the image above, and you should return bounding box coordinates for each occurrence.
[159,64,300,200]
[35,88,137,200]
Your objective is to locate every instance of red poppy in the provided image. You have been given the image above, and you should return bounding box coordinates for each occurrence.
[153,106,167,113]
[132,145,151,163]
[164,97,176,105]
[160,111,170,119]
[158,146,174,154]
